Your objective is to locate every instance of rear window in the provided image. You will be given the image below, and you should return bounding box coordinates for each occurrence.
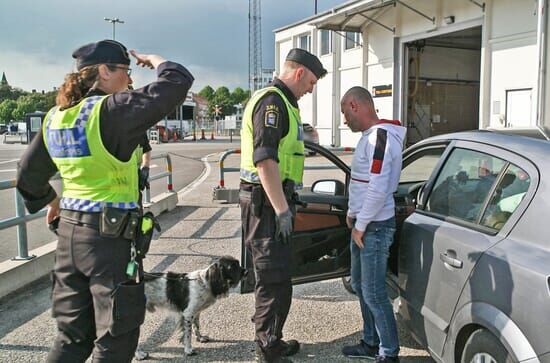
[426,148,530,230]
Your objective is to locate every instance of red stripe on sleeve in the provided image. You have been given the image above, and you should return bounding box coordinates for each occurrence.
[371,159,383,174]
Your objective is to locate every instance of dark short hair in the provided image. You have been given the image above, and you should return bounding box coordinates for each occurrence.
[343,86,374,106]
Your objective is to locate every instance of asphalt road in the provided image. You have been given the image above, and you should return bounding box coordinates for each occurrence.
[0,147,434,363]
[0,138,240,262]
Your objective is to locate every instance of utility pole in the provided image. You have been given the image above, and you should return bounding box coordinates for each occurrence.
[314,0,318,14]
[248,0,262,92]
[104,17,124,40]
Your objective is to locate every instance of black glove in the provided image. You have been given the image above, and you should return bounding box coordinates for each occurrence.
[139,166,150,191]
[275,209,293,244]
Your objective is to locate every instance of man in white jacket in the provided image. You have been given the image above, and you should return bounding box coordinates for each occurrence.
[340,87,406,363]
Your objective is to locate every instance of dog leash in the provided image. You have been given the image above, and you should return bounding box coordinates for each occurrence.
[142,271,199,282]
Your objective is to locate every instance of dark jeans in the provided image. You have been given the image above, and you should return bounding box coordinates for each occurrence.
[240,192,292,358]
[47,216,145,363]
[350,217,399,357]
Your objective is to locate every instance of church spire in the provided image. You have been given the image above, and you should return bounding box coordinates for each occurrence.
[0,72,7,86]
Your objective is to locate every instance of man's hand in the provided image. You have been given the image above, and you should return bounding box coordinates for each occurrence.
[139,166,150,191]
[275,209,293,244]
[351,228,364,248]
[46,197,60,225]
[346,215,354,229]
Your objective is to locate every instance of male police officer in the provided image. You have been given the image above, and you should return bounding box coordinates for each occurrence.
[240,48,326,363]
[16,40,193,362]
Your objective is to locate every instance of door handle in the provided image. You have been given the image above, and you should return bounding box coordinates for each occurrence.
[440,252,463,269]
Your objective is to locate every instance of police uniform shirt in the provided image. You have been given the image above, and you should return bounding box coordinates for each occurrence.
[251,78,299,167]
[17,61,194,213]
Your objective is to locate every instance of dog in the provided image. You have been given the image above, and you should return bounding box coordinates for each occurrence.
[135,255,247,359]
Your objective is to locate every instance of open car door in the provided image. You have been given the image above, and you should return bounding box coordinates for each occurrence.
[241,142,352,293]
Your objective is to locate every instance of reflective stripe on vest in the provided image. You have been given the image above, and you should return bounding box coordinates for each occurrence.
[60,198,138,212]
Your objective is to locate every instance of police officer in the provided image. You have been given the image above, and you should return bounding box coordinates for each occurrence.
[240,48,326,363]
[16,40,193,362]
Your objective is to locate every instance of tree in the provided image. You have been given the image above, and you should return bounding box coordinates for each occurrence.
[0,99,17,123]
[0,85,26,103]
[212,86,233,117]
[198,85,215,102]
[231,87,248,105]
[12,95,36,121]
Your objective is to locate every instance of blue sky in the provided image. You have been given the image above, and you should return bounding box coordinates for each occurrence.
[0,0,344,93]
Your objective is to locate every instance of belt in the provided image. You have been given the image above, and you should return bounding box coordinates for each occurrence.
[60,209,100,226]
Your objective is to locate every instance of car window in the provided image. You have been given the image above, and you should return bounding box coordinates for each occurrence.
[400,147,446,183]
[302,152,348,195]
[426,148,506,222]
[480,164,530,230]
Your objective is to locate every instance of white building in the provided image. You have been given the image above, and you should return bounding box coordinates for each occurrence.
[274,0,550,147]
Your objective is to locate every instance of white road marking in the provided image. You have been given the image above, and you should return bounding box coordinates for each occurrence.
[0,159,18,165]
[0,169,16,172]
[177,152,216,197]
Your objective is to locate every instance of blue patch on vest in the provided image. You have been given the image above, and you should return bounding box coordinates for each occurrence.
[47,127,91,158]
[297,124,304,141]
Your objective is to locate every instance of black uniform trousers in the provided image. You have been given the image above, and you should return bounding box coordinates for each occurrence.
[240,189,293,359]
[47,213,145,363]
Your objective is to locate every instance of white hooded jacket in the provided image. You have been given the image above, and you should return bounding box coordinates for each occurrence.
[347,119,407,231]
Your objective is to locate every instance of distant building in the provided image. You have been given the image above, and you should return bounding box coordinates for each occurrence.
[259,68,275,88]
[1,72,8,86]
[275,0,550,146]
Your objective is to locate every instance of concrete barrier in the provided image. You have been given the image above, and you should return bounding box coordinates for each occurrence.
[0,191,179,300]
[0,241,56,300]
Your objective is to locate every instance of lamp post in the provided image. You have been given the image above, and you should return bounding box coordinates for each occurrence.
[104,17,124,40]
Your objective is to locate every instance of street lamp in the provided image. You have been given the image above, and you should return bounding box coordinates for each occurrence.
[104,17,124,40]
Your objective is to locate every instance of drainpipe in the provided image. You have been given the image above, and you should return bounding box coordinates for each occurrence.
[536,0,548,133]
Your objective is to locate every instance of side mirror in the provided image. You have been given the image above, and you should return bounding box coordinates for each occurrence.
[312,179,345,196]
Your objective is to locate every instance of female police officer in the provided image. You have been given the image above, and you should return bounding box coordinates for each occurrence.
[16,40,193,362]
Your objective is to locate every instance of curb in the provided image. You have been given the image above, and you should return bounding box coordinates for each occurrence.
[0,191,178,300]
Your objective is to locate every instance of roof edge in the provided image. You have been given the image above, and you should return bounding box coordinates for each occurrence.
[273,0,366,33]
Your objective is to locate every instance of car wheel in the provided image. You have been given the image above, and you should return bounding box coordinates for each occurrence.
[461,329,516,363]
[342,276,355,295]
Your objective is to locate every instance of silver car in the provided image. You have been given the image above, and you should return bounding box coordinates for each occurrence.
[239,131,550,363]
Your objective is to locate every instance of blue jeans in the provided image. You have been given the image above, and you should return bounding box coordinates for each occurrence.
[350,217,399,357]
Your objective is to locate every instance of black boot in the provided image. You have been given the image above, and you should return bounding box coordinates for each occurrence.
[255,345,293,363]
[280,339,300,356]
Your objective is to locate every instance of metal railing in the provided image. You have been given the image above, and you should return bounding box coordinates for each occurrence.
[0,179,46,260]
[143,153,175,204]
[0,153,174,261]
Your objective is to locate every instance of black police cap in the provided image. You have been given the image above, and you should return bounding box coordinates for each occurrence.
[285,48,327,79]
[72,40,130,71]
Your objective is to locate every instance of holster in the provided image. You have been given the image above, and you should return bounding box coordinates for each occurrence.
[251,186,264,217]
[135,212,161,258]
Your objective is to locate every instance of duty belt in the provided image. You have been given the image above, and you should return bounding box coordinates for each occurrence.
[60,209,100,226]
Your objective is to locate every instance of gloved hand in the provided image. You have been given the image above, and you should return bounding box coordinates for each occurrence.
[139,166,150,191]
[275,209,293,244]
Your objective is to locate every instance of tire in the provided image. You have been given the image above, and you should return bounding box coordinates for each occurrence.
[342,276,356,295]
[461,329,516,363]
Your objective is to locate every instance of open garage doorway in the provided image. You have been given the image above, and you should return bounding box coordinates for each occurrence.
[404,26,481,146]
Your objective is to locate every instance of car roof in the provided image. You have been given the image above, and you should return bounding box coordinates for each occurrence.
[414,130,550,166]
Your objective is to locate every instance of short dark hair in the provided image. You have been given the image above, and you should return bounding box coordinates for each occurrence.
[343,86,374,107]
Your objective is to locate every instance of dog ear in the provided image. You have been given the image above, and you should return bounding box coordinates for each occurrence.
[207,262,228,296]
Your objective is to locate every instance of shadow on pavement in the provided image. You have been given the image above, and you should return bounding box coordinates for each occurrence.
[0,276,51,340]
